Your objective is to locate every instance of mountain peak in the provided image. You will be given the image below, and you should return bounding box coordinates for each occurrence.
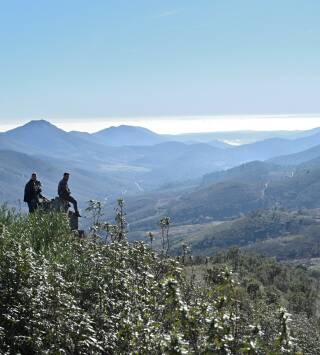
[23,119,57,128]
[92,124,163,146]
[96,124,155,135]
[5,120,64,135]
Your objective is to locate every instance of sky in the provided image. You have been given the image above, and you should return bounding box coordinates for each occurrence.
[0,0,319,133]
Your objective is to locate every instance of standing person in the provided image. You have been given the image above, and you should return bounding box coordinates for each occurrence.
[24,172,43,213]
[58,172,81,217]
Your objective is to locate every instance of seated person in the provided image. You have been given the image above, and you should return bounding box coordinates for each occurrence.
[58,172,81,217]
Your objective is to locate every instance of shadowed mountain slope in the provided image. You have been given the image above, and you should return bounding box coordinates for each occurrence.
[264,162,320,209]
[123,158,320,230]
[270,144,320,166]
[169,159,320,224]
[228,132,320,163]
[0,150,131,206]
[202,161,289,185]
[164,209,320,260]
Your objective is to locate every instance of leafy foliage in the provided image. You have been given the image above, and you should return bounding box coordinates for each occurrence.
[0,205,317,353]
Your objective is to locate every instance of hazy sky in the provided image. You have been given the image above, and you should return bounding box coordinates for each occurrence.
[1,115,320,135]
[0,0,319,133]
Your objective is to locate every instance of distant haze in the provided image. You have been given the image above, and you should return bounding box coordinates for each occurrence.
[1,115,320,134]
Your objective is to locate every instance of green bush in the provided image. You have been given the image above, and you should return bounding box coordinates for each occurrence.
[0,207,309,354]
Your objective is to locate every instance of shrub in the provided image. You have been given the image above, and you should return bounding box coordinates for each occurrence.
[0,206,312,354]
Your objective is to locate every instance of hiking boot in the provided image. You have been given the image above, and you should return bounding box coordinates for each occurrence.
[75,211,81,217]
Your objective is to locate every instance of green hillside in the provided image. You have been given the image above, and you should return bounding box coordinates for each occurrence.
[134,209,320,264]
[265,163,320,209]
[202,160,289,185]
[187,209,318,255]
[123,159,320,230]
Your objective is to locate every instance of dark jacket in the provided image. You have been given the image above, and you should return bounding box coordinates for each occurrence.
[58,178,70,199]
[24,180,42,203]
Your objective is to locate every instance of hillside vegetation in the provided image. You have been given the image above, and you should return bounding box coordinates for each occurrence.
[138,209,320,264]
[123,158,320,230]
[1,205,320,353]
[184,209,320,256]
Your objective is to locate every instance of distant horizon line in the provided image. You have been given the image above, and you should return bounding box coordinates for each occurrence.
[1,114,320,135]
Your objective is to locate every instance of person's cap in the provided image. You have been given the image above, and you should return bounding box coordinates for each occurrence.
[63,172,70,176]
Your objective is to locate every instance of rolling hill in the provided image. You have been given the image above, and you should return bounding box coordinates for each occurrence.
[122,157,320,231]
[0,121,233,186]
[2,120,320,215]
[202,160,289,185]
[183,209,319,257]
[0,150,133,208]
[264,161,320,209]
[270,144,320,166]
[228,131,320,163]
[132,208,320,262]
[92,125,165,146]
[1,120,113,161]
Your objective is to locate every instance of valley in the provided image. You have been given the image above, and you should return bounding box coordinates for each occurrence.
[2,120,320,269]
